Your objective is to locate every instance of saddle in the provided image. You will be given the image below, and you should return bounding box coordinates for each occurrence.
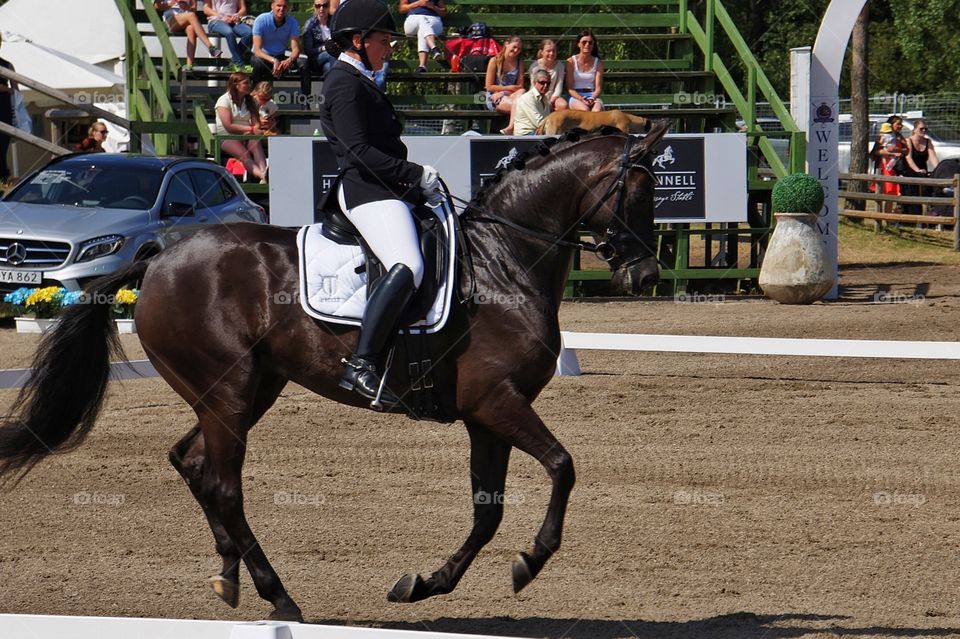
[296,184,460,421]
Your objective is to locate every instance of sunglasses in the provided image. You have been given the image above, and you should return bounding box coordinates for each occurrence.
[918,128,927,132]
[580,40,594,45]
[315,3,327,6]
[535,80,549,86]
[95,129,108,134]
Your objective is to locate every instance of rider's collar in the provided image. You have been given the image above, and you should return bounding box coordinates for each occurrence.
[338,53,377,85]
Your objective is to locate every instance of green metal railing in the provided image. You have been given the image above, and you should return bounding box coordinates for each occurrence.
[114,0,212,156]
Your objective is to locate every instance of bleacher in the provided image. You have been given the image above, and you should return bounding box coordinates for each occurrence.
[116,0,806,295]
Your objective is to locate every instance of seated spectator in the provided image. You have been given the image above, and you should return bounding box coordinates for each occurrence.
[303,0,336,78]
[398,0,446,73]
[252,0,309,99]
[204,0,254,71]
[514,70,552,136]
[529,39,566,112]
[251,81,280,134]
[484,36,524,135]
[154,0,222,69]
[77,123,109,152]
[565,30,604,112]
[215,72,268,183]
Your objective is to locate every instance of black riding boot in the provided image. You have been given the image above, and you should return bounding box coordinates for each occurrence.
[339,263,416,407]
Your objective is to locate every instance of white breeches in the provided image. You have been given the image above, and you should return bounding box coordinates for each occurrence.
[338,185,425,288]
[403,14,443,53]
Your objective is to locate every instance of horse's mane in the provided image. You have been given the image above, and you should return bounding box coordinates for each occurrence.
[469,125,628,210]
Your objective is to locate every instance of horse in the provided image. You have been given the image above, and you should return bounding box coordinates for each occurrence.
[0,122,669,621]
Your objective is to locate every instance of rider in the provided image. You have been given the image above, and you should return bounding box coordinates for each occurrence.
[320,0,442,407]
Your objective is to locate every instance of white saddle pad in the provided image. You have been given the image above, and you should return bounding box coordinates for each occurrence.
[296,205,457,334]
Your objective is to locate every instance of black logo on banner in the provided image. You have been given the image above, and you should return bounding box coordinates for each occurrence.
[310,140,342,223]
[468,139,545,196]
[651,137,705,220]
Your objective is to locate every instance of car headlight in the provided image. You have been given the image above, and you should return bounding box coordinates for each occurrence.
[76,235,125,263]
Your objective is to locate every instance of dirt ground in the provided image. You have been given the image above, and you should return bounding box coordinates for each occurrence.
[2,226,960,638]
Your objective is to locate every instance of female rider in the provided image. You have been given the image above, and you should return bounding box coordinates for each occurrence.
[319,0,442,407]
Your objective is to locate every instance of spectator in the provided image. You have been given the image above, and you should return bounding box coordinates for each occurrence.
[154,0,222,70]
[204,0,254,71]
[514,69,552,136]
[484,36,524,135]
[0,34,17,181]
[565,30,603,112]
[902,118,939,215]
[878,115,907,213]
[398,0,446,73]
[215,72,268,183]
[251,81,280,134]
[77,123,109,152]
[303,0,336,78]
[529,39,566,112]
[252,0,309,99]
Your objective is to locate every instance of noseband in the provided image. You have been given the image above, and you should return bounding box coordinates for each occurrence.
[459,135,658,263]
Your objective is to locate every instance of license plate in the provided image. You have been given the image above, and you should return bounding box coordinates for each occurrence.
[0,269,42,285]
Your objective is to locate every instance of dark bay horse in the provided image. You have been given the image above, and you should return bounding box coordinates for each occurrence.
[0,123,669,621]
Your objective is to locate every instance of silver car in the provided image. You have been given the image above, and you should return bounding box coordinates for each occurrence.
[0,154,267,292]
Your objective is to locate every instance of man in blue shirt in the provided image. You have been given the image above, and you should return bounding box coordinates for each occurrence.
[251,0,310,105]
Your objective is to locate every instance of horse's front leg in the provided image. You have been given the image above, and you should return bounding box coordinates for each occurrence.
[468,387,575,593]
[388,423,511,603]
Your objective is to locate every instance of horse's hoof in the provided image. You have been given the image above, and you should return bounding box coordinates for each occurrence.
[387,573,423,603]
[208,575,240,608]
[267,606,304,623]
[511,552,534,594]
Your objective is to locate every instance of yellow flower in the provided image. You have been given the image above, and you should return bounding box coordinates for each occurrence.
[25,286,63,307]
[115,289,138,305]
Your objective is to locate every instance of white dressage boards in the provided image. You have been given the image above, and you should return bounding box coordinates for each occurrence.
[555,332,960,375]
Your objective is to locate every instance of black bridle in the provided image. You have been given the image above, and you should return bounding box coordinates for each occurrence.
[453,135,658,267]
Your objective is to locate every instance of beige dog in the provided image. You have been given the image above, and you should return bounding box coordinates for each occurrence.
[535,109,652,136]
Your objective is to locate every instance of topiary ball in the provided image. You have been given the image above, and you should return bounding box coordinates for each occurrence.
[771,173,824,214]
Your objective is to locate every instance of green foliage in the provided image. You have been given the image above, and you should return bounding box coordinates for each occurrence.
[772,173,824,214]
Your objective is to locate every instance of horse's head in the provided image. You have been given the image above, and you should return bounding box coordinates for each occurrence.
[585,120,670,295]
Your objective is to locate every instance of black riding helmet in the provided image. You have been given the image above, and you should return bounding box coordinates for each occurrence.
[330,0,401,70]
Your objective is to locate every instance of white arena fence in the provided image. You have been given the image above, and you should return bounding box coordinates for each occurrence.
[2,332,960,388]
[554,332,960,375]
[0,615,508,639]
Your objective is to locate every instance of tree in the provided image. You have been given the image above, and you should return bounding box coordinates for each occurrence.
[848,4,870,212]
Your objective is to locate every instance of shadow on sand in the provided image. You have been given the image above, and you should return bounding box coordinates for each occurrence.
[307,612,960,638]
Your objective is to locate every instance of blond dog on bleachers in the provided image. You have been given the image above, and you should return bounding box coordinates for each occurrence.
[535,109,652,135]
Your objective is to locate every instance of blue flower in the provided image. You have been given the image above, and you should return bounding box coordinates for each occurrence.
[62,290,84,306]
[3,287,35,305]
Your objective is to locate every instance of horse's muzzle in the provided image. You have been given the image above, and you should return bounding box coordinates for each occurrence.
[611,256,659,296]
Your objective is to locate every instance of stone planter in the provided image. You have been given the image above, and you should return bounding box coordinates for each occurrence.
[759,212,835,304]
[15,317,60,333]
[115,319,137,334]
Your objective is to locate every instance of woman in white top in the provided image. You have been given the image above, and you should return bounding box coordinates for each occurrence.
[528,39,567,112]
[215,72,268,182]
[565,30,603,112]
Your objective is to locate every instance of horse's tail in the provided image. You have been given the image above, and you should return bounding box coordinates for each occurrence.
[0,260,150,485]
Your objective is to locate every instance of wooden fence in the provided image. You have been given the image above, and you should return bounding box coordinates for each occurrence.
[839,172,960,249]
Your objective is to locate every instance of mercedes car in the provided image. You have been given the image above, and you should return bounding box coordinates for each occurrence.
[0,154,267,292]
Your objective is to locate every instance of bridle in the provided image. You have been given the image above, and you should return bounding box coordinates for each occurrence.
[454,134,658,268]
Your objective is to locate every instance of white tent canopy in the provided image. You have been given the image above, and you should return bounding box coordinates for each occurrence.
[0,0,125,93]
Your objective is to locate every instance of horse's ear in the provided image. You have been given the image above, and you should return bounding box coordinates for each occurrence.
[634,119,671,159]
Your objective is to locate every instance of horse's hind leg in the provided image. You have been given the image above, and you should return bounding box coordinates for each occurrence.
[388,424,511,603]
[197,403,303,622]
[169,425,243,608]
